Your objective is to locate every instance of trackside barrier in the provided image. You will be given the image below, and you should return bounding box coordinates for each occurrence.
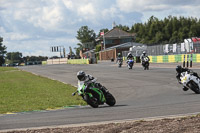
[67,59,89,64]
[187,54,189,67]
[42,61,47,65]
[43,59,91,65]
[148,54,200,68]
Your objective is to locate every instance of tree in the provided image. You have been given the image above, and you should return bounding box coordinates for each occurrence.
[76,26,96,44]
[116,24,130,32]
[6,52,22,64]
[132,16,200,44]
[76,26,96,57]
[23,56,48,62]
[74,43,83,58]
[0,37,7,66]
[97,28,109,37]
[69,46,74,56]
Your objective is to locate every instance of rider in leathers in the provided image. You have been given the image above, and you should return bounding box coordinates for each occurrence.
[127,52,133,60]
[140,51,150,69]
[77,71,108,100]
[176,65,200,91]
[116,53,123,63]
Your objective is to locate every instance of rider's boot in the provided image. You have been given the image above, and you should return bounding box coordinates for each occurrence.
[183,87,189,91]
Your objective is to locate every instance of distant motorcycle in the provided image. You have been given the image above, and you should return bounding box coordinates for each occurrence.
[142,57,149,70]
[127,58,134,69]
[72,79,116,108]
[177,69,200,94]
[117,58,123,68]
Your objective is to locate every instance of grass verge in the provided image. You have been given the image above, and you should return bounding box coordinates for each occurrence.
[0,67,86,114]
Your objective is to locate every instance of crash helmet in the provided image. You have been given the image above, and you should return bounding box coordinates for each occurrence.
[77,71,86,81]
[176,65,182,73]
[118,53,121,56]
[143,51,146,55]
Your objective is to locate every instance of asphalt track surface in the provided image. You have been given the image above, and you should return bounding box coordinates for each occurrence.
[1,62,200,131]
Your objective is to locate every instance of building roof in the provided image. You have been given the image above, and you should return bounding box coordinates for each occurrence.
[83,49,95,54]
[101,42,146,52]
[96,27,135,41]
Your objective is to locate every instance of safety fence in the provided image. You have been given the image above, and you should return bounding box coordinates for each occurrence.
[67,59,89,64]
[149,54,200,63]
[42,59,90,65]
[147,40,200,56]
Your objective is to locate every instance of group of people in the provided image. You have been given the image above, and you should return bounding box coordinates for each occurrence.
[116,51,150,69]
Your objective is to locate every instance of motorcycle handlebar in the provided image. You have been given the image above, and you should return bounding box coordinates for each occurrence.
[72,91,77,96]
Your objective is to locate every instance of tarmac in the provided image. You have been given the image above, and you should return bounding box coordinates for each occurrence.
[141,62,200,69]
[103,60,200,69]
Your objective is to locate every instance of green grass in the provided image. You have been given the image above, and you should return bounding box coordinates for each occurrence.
[0,67,86,114]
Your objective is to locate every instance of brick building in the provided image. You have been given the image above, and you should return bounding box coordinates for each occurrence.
[97,27,135,60]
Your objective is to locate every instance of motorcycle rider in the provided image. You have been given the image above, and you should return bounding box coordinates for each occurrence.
[127,52,133,60]
[126,52,134,63]
[116,53,123,62]
[77,71,108,97]
[176,65,200,91]
[176,65,189,82]
[140,51,150,69]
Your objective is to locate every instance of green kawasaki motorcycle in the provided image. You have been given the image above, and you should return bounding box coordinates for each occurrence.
[72,81,116,108]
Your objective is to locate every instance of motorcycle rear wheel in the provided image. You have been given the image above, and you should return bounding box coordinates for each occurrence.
[84,94,99,108]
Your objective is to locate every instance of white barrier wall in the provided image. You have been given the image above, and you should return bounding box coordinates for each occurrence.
[47,58,68,64]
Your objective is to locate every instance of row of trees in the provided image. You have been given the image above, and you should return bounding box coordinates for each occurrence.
[75,16,200,57]
[130,16,200,44]
[0,36,48,66]
[6,52,48,65]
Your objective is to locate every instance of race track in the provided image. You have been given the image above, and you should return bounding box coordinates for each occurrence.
[1,62,200,131]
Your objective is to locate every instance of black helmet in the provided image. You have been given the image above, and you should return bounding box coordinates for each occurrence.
[77,71,86,81]
[176,65,182,73]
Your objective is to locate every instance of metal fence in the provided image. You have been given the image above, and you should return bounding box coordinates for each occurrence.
[123,41,200,57]
[147,42,200,56]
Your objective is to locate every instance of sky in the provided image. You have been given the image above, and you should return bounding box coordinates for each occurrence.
[0,0,200,57]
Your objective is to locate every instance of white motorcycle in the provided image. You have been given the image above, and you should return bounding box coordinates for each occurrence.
[179,70,200,94]
[142,57,149,70]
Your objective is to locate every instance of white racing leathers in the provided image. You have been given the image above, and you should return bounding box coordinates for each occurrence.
[179,71,200,94]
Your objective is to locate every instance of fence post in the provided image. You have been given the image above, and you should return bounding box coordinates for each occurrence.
[190,54,192,67]
[183,55,185,67]
[187,54,189,68]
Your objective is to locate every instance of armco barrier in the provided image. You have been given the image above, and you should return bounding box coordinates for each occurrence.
[67,59,89,64]
[149,54,200,63]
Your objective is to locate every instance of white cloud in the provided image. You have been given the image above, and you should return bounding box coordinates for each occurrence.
[116,0,199,12]
[8,33,30,41]
[116,0,200,22]
[102,6,118,19]
[1,0,200,57]
[63,0,74,10]
[78,3,96,16]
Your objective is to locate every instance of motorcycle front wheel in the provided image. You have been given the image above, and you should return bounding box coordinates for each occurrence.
[188,81,200,94]
[105,92,116,106]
